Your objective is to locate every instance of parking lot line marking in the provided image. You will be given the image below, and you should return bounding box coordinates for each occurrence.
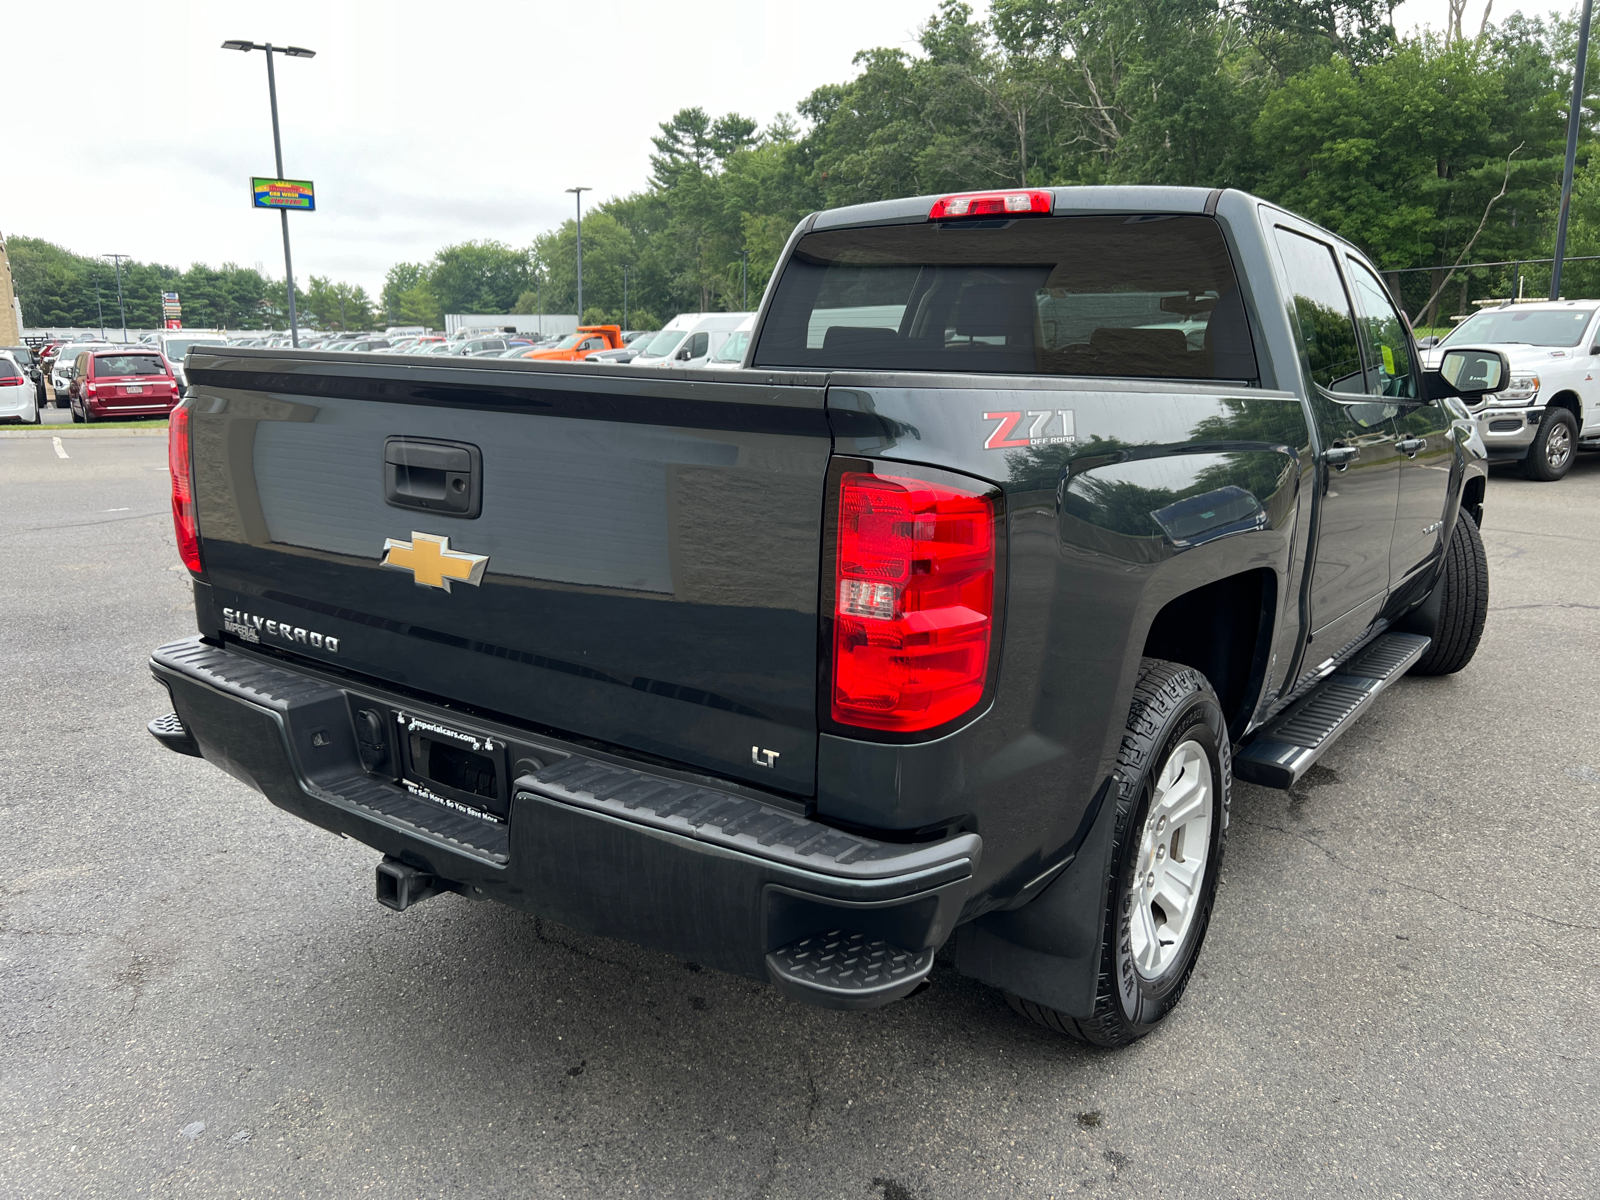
[52,437,68,459]
[104,507,130,513]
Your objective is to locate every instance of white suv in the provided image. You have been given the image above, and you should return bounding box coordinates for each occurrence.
[1423,300,1600,480]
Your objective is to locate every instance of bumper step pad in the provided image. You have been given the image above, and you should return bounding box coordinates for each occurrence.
[766,930,935,1011]
[1234,632,1430,788]
[148,711,203,758]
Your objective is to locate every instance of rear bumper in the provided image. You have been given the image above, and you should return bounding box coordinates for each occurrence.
[0,386,35,419]
[149,637,979,1009]
[85,398,176,418]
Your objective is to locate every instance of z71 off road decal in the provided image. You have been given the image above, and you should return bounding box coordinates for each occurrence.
[983,409,1077,450]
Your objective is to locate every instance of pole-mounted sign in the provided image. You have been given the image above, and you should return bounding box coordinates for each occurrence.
[223,38,316,347]
[252,178,316,211]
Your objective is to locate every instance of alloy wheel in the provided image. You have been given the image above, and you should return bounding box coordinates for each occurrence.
[1130,739,1214,980]
[1546,421,1572,471]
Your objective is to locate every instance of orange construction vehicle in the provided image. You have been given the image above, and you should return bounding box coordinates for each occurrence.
[519,326,627,362]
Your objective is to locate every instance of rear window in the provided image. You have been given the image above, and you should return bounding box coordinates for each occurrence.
[95,354,168,376]
[753,214,1256,380]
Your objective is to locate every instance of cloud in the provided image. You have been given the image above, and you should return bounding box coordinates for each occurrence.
[4,0,936,294]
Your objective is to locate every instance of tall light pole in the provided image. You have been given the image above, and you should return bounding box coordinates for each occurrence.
[104,254,131,341]
[740,250,749,310]
[1553,0,1594,300]
[566,186,591,321]
[622,263,629,329]
[223,40,316,346]
[93,262,105,339]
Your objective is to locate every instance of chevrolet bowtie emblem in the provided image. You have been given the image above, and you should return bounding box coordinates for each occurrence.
[381,532,489,591]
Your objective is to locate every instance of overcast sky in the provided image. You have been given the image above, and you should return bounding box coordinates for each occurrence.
[0,0,1561,299]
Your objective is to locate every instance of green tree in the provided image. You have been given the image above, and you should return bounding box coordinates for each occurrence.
[382,262,426,324]
[427,240,534,315]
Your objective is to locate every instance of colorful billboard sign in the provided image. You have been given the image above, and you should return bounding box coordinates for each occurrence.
[252,178,316,211]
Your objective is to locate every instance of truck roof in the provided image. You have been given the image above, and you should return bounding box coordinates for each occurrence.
[811,185,1223,232]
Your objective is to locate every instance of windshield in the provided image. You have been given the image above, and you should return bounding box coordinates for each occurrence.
[712,330,751,362]
[164,338,227,359]
[95,354,167,376]
[552,334,586,350]
[1441,307,1596,348]
[637,329,686,358]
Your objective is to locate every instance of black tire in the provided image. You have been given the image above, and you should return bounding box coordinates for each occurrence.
[1519,407,1577,481]
[71,399,84,424]
[1409,511,1489,676]
[1007,659,1230,1047]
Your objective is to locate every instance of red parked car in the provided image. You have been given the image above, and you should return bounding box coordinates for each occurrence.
[68,347,181,422]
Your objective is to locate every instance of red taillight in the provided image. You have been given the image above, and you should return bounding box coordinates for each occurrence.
[831,470,998,732]
[929,190,1052,220]
[168,405,203,575]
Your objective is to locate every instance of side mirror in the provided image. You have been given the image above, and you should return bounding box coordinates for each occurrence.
[1424,347,1508,405]
[1416,335,1440,349]
[1590,344,1600,356]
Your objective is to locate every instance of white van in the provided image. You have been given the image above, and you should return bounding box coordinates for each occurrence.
[627,313,707,367]
[647,312,754,369]
[701,313,755,370]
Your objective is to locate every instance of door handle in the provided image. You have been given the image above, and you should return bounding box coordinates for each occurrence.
[1397,437,1426,456]
[383,437,482,518]
[1324,445,1359,466]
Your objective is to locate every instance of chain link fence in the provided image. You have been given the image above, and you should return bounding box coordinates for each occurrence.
[1387,256,1600,335]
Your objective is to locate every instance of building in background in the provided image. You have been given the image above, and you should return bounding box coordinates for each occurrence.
[0,233,22,344]
[445,313,578,337]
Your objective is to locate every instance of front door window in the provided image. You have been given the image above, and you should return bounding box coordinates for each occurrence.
[1275,226,1402,649]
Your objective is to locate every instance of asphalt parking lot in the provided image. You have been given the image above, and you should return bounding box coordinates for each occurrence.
[2,430,1597,1199]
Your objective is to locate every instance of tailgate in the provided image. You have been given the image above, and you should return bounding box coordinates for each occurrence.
[185,352,830,795]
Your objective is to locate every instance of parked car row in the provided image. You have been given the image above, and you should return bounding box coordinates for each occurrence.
[13,309,762,426]
[255,318,756,369]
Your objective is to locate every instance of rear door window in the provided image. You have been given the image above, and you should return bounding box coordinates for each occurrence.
[753,214,1257,380]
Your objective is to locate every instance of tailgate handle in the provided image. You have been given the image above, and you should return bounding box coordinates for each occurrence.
[383,437,482,518]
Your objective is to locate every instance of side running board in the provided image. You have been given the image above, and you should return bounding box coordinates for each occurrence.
[1234,632,1431,788]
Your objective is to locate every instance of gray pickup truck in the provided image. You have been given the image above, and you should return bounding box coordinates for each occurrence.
[148,186,1503,1046]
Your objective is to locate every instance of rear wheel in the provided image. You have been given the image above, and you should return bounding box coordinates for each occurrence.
[1520,408,1576,481]
[1410,512,1489,676]
[71,397,84,423]
[1007,659,1229,1047]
